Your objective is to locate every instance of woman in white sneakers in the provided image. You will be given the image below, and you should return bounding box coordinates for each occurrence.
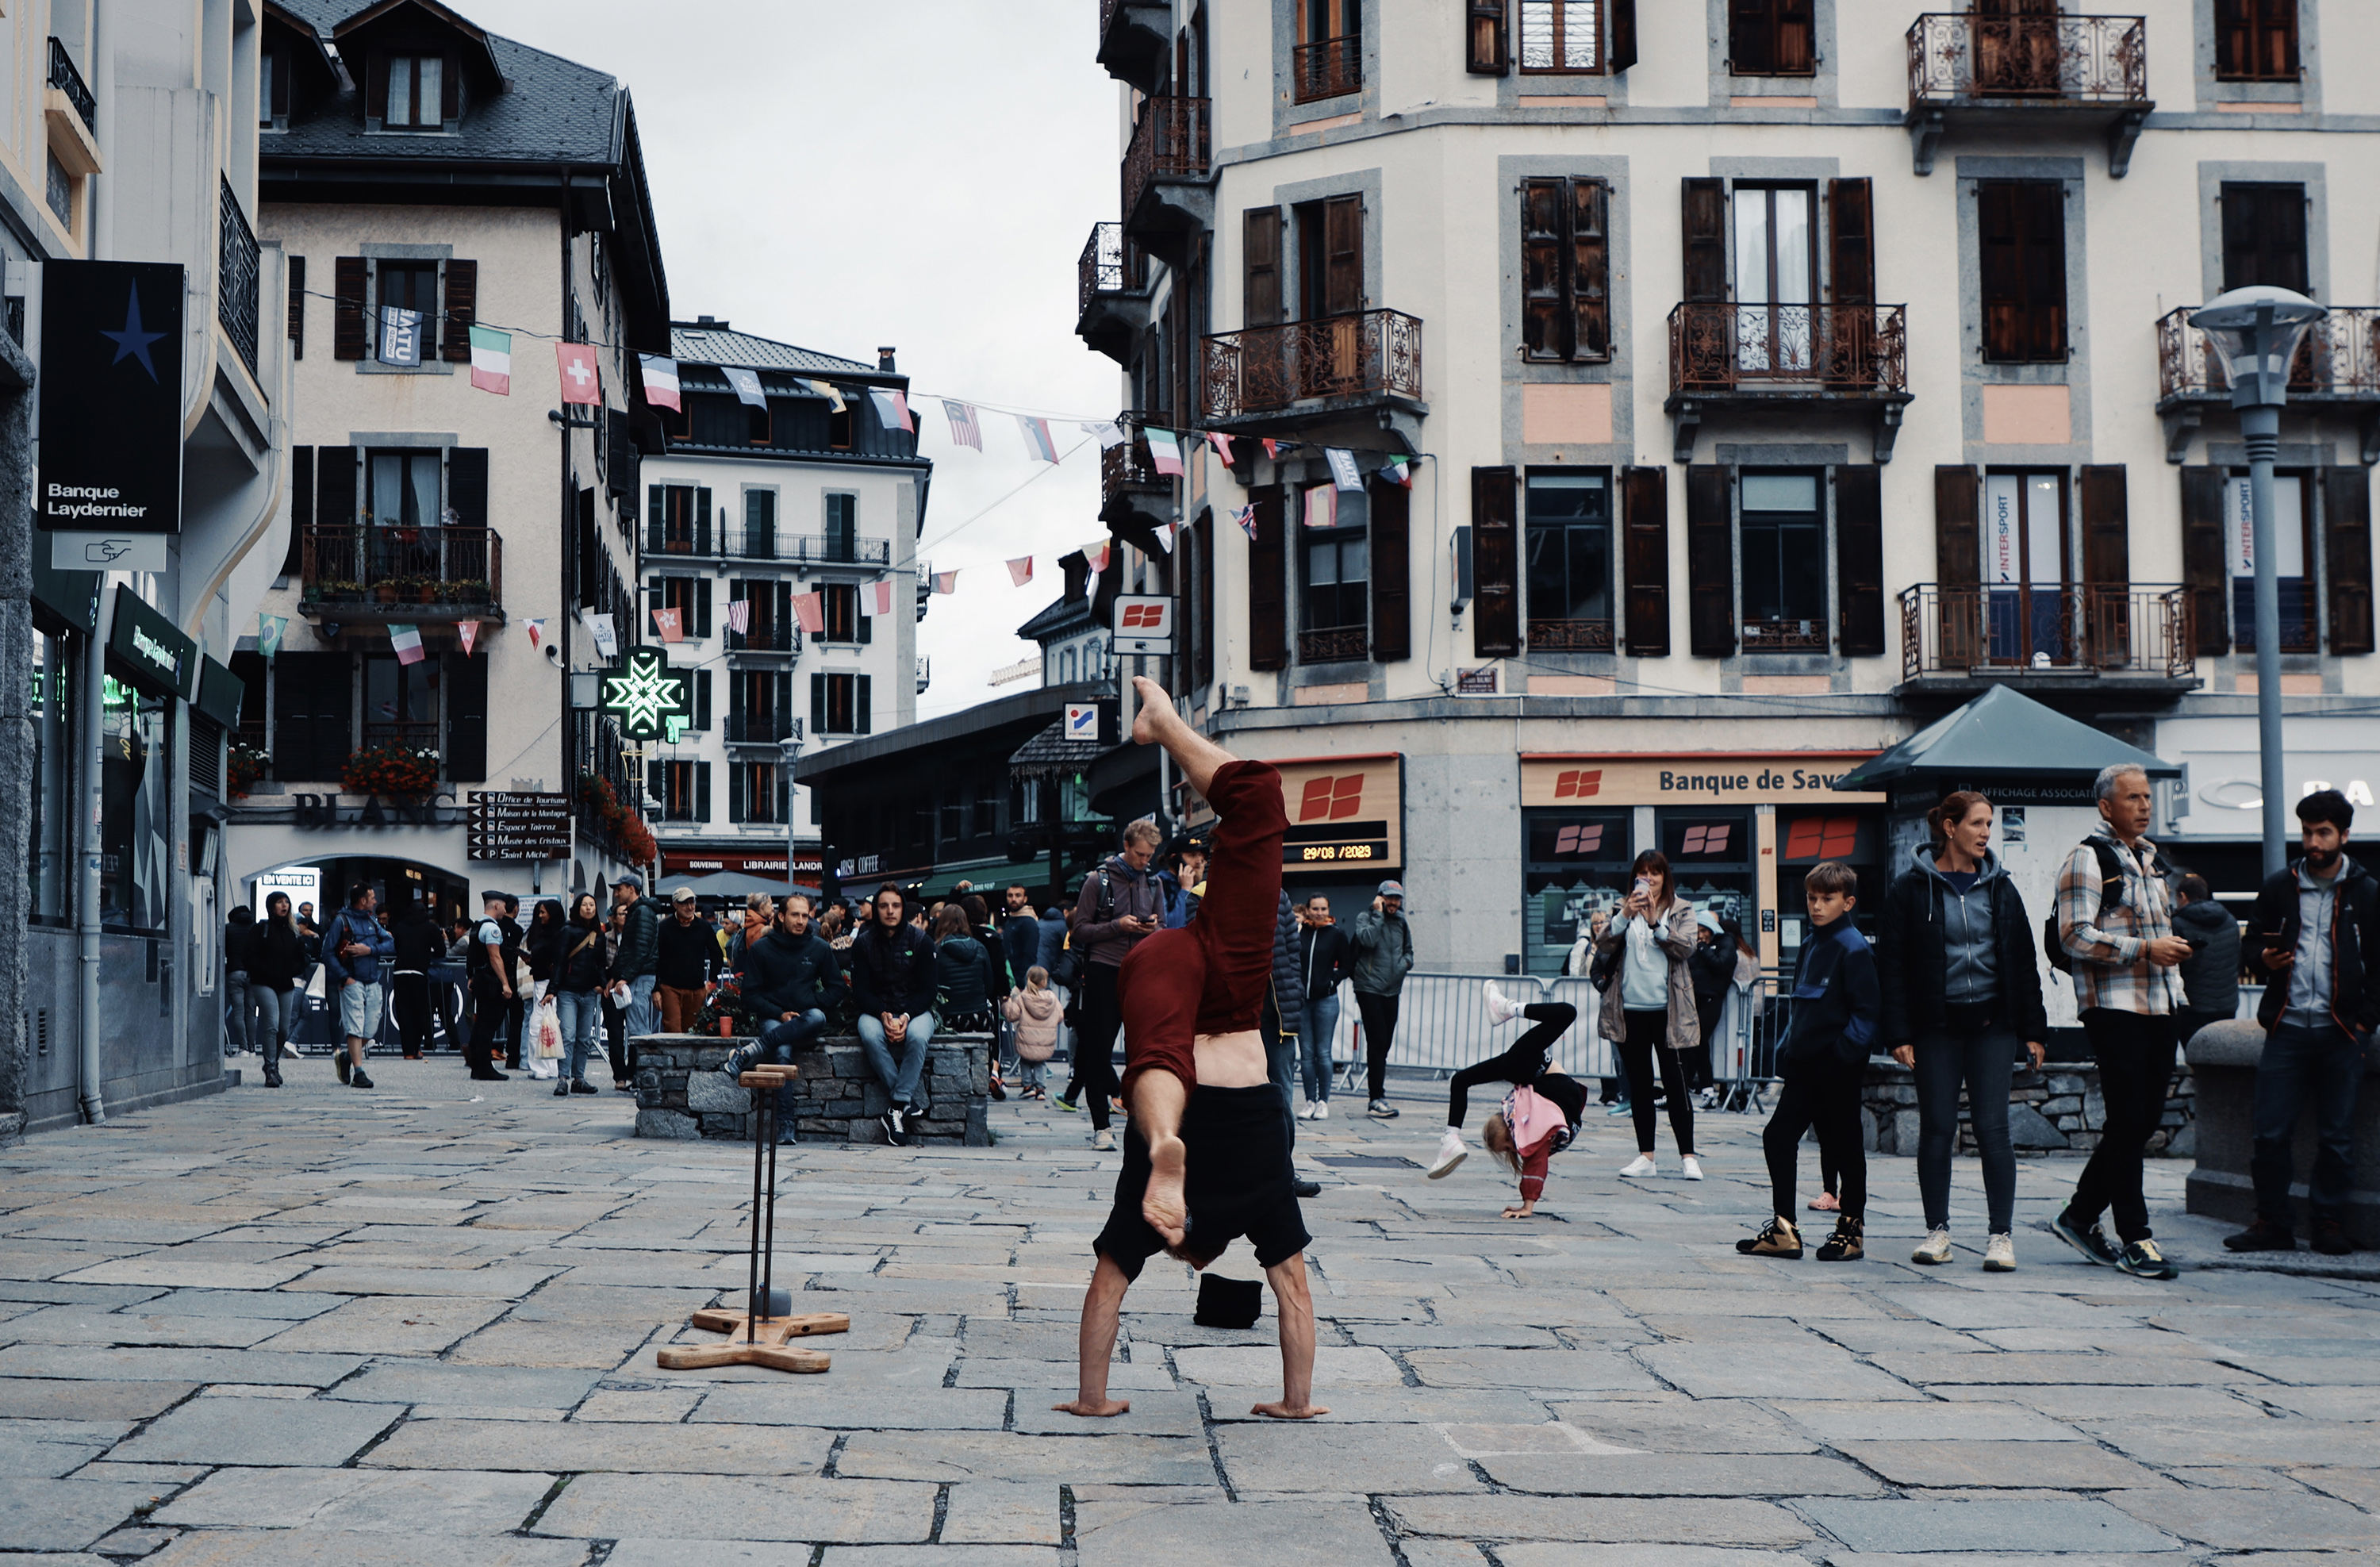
[1592,851,1703,1181]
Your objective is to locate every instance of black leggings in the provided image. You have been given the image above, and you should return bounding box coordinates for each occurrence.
[1617,1009,1695,1156]
[1357,991,1399,1100]
[1446,1003,1577,1127]
[1765,1064,1865,1223]
[1065,963,1122,1131]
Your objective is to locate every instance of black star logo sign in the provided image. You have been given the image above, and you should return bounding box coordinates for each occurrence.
[100,284,164,382]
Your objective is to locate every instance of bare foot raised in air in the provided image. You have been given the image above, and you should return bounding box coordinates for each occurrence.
[1130,674,1175,746]
[1053,1396,1131,1418]
[1142,1132,1188,1246]
[1252,1400,1330,1419]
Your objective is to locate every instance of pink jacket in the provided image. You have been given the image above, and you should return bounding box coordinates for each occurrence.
[1004,987,1061,1062]
[1506,1084,1575,1202]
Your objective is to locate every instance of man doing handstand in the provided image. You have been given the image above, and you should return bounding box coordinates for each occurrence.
[1056,678,1326,1423]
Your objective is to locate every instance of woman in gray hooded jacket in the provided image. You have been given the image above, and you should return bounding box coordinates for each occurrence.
[1876,790,2048,1273]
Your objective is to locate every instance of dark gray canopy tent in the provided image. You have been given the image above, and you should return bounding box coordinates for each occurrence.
[1833,686,2179,794]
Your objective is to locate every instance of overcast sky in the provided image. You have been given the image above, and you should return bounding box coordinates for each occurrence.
[464,0,1120,720]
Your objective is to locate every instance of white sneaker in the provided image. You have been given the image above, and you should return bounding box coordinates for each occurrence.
[1313,1100,1329,1120]
[1911,1227,1954,1266]
[1428,1130,1467,1180]
[1620,1154,1656,1178]
[1680,1155,1703,1181]
[1297,1099,1316,1120]
[1482,981,1522,1026]
[1983,1232,2017,1272]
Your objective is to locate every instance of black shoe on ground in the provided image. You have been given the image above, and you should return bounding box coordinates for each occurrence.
[471,1070,508,1081]
[881,1109,908,1147]
[2117,1238,2179,1280]
[570,1079,599,1096]
[2048,1208,2121,1266]
[1815,1216,1866,1262]
[2313,1219,2356,1256]
[553,1082,569,1097]
[350,1070,375,1089]
[262,1069,282,1088]
[335,1053,351,1085]
[2223,1217,2297,1253]
[1292,1179,1322,1199]
[1735,1216,1802,1258]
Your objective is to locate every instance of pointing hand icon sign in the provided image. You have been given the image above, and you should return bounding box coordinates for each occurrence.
[84,541,130,563]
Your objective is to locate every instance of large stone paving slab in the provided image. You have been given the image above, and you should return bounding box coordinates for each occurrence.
[1798,1499,2181,1554]
[1384,1496,1814,1546]
[832,1430,1216,1485]
[1214,1423,1484,1493]
[530,1473,935,1542]
[1074,1498,1396,1567]
[141,1531,589,1566]
[1633,1342,1925,1401]
[155,1468,554,1533]
[110,1397,400,1467]
[364,1419,831,1475]
[0,1475,155,1550]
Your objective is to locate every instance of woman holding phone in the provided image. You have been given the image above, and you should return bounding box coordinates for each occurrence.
[1592,851,1703,1178]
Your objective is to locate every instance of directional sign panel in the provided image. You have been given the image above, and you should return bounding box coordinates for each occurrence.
[466,790,572,862]
[1111,594,1176,655]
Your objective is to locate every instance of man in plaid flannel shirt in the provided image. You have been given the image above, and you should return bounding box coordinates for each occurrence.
[2049,764,2191,1281]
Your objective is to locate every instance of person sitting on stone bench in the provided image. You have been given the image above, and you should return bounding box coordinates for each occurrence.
[725,891,846,1145]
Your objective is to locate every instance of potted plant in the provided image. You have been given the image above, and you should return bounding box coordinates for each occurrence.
[374,581,400,604]
[342,741,440,800]
[228,744,269,800]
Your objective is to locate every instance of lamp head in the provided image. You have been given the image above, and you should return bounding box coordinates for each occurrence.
[2191,286,2327,409]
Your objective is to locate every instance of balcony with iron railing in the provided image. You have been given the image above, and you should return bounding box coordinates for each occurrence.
[1664,301,1913,463]
[725,711,797,746]
[1122,94,1211,266]
[1293,36,1363,103]
[217,178,260,377]
[726,619,800,656]
[1898,582,2198,694]
[300,526,504,620]
[1200,309,1425,445]
[1100,414,1175,540]
[1298,628,1369,665]
[1905,13,2152,176]
[1096,0,1173,90]
[2156,306,2380,462]
[1077,221,1154,364]
[46,37,95,133]
[1526,617,1614,653]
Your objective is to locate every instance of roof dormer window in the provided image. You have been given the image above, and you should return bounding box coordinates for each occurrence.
[384,53,443,127]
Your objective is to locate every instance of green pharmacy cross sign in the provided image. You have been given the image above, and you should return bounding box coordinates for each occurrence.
[599,647,692,741]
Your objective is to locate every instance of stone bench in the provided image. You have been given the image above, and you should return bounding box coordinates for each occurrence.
[630,1032,992,1146]
[1856,1055,2196,1158]
[2186,1018,2380,1247]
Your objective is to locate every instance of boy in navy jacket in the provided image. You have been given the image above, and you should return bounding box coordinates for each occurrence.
[1738,861,1880,1262]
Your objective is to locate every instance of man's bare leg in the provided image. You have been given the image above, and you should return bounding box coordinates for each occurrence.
[1129,675,1235,800]
[1251,1250,1327,1420]
[1054,1253,1133,1418]
[1131,1069,1189,1246]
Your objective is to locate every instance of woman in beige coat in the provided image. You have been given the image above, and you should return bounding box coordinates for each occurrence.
[1592,850,1702,1180]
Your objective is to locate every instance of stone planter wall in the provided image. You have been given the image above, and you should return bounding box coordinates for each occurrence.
[630,1032,992,1146]
[2186,1019,2380,1246]
[1856,1057,2195,1159]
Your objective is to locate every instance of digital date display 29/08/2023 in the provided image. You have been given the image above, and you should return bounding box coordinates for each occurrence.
[1282,820,1391,866]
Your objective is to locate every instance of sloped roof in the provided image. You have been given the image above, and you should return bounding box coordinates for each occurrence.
[1833,685,2179,793]
[669,324,877,378]
[1008,719,1107,782]
[1016,592,1093,643]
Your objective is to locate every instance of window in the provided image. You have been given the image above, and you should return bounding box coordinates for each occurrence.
[657,759,710,824]
[1729,0,1814,76]
[731,580,793,651]
[651,575,709,639]
[823,494,857,562]
[2221,182,2308,294]
[374,262,436,357]
[1776,808,1884,954]
[1983,471,2073,664]
[1520,1,1601,72]
[363,655,439,750]
[731,762,788,824]
[1734,186,1815,374]
[2225,470,2317,652]
[1295,195,1363,321]
[812,671,872,735]
[652,485,708,555]
[364,449,440,530]
[382,54,444,128]
[44,148,70,228]
[1300,485,1368,659]
[1739,472,1826,647]
[1656,808,1756,935]
[1523,806,1631,976]
[820,583,871,643]
[1293,0,1361,102]
[743,489,777,558]
[1525,472,1612,647]
[1978,179,2067,363]
[1521,179,1609,363]
[2216,0,2300,81]
[98,676,171,935]
[732,669,789,743]
[261,51,279,127]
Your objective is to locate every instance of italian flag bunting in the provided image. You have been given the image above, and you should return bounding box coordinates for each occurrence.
[467,326,511,395]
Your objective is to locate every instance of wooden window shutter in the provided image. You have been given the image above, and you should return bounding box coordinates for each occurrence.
[1977,182,2021,360]
[1622,465,1672,657]
[856,675,873,735]
[447,447,488,531]
[1777,0,1816,73]
[286,255,305,358]
[2180,466,2229,655]
[441,52,460,121]
[696,762,712,824]
[284,446,313,578]
[1467,0,1508,73]
[1248,485,1288,670]
[1471,467,1521,657]
[857,585,873,643]
[1836,465,1885,657]
[1730,0,1775,73]
[809,673,825,734]
[696,486,712,555]
[1245,208,1282,327]
[1684,464,1734,657]
[1608,0,1637,71]
[1933,465,1979,586]
[440,259,476,361]
[1682,179,1727,304]
[445,651,489,782]
[1573,179,1609,358]
[2079,464,2133,668]
[1193,512,1216,686]
[2215,0,2250,75]
[2325,467,2374,655]
[332,256,367,359]
[696,668,712,731]
[696,578,712,639]
[1369,474,1411,663]
[1827,178,1874,304]
[1521,181,1565,362]
[2221,183,2309,294]
[1981,181,2066,361]
[2021,181,2067,359]
[317,445,357,528]
[1323,195,1364,316]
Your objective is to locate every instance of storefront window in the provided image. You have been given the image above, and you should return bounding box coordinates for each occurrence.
[1775,808,1885,965]
[1522,808,1632,976]
[1658,809,1755,934]
[29,630,75,925]
[99,673,172,935]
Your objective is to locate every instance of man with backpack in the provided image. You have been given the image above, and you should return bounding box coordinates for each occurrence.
[320,883,394,1089]
[1057,820,1165,1150]
[2049,764,2190,1281]
[2227,789,2378,1257]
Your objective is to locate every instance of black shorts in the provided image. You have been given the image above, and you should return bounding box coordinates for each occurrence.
[1093,1082,1311,1281]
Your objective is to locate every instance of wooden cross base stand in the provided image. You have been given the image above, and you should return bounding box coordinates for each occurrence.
[655,1307,850,1374]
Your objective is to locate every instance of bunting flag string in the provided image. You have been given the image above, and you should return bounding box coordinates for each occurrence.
[871,389,914,433]
[792,592,825,636]
[1303,486,1338,529]
[388,623,426,666]
[933,570,960,594]
[1151,521,1177,555]
[1232,504,1258,540]
[1207,431,1234,464]
[724,366,768,409]
[1006,555,1035,586]
[802,378,847,413]
[1326,447,1363,491]
[457,620,481,657]
[555,343,601,405]
[469,327,512,395]
[1016,415,1058,463]
[524,618,547,651]
[1081,420,1127,449]
[639,354,679,410]
[724,599,750,635]
[1146,428,1184,477]
[652,607,685,643]
[869,579,896,616]
[257,614,287,659]
[943,400,982,451]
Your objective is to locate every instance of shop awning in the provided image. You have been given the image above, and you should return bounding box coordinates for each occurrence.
[1833,685,2178,793]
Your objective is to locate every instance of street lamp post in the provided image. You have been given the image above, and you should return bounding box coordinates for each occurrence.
[2190,286,2328,877]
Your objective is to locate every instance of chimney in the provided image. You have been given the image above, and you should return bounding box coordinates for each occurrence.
[877,346,897,373]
